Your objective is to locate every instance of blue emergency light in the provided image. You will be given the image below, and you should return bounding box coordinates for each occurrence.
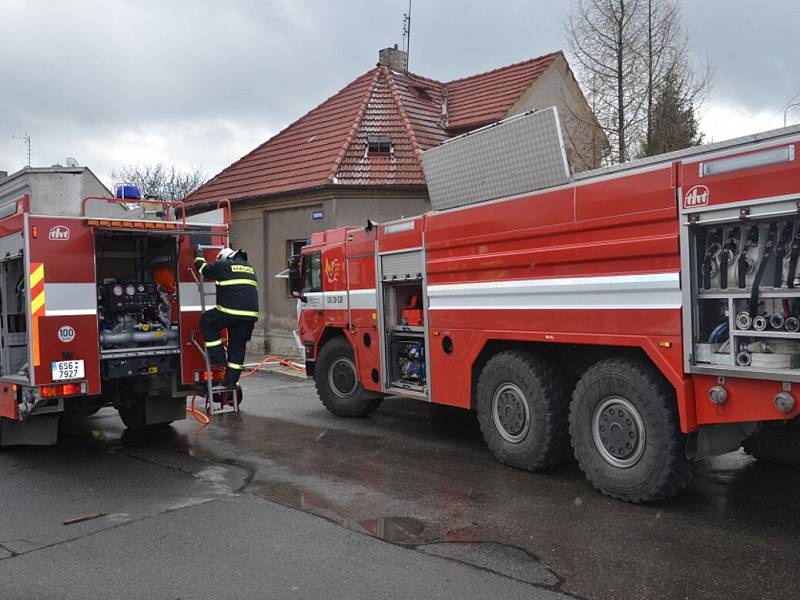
[115,184,141,200]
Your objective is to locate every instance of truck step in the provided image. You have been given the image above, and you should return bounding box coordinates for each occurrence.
[203,386,243,416]
[207,402,238,415]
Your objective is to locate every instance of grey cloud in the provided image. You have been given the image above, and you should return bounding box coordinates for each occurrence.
[683,2,800,110]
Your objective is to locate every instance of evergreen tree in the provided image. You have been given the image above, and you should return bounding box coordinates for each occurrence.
[642,70,703,156]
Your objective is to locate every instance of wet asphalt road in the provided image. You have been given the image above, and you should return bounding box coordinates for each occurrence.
[2,370,799,599]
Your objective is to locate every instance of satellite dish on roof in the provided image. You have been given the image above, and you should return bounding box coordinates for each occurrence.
[65,157,79,167]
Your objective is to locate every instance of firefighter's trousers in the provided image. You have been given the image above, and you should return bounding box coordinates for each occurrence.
[200,308,256,388]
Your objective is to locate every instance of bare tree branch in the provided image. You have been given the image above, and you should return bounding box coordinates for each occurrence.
[109,163,207,201]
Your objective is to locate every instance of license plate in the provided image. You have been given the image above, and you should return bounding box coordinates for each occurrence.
[51,360,85,381]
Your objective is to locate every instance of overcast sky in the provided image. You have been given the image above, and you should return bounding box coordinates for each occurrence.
[1,0,799,183]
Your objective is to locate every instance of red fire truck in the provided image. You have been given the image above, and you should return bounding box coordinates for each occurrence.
[290,109,800,502]
[0,166,230,446]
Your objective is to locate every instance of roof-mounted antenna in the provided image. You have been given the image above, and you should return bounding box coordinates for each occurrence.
[12,133,31,166]
[402,0,412,69]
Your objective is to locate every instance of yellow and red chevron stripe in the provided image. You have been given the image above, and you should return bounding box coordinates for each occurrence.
[30,262,45,366]
[30,262,45,316]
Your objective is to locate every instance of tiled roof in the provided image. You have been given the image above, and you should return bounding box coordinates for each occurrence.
[335,69,448,186]
[391,71,449,151]
[187,68,379,204]
[186,52,560,205]
[444,52,561,130]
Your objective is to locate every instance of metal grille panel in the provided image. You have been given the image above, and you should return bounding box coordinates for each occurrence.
[422,108,571,211]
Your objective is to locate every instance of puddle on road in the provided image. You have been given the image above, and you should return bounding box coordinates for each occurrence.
[358,515,426,544]
[249,479,559,588]
[251,480,430,544]
[418,542,560,588]
[249,478,485,546]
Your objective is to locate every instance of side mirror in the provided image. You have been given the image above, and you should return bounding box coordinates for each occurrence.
[288,254,305,301]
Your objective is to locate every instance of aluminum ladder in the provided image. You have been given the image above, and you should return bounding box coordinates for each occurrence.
[189,244,240,416]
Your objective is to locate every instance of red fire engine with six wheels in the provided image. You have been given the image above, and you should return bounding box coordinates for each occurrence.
[290,109,800,502]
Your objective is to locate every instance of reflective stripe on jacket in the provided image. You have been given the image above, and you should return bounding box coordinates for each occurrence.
[194,256,259,318]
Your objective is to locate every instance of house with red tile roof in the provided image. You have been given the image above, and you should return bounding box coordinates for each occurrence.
[187,47,606,356]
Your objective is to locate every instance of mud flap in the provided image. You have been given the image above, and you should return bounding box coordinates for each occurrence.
[686,422,758,460]
[0,414,59,446]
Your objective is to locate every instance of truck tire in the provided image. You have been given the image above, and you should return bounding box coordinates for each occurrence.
[117,399,149,430]
[742,416,800,464]
[117,395,179,430]
[315,337,382,418]
[569,358,691,503]
[61,407,102,423]
[475,350,570,471]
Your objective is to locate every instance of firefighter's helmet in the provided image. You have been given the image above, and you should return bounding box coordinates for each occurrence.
[216,247,236,261]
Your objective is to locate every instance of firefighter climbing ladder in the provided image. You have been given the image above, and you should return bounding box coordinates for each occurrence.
[189,244,240,416]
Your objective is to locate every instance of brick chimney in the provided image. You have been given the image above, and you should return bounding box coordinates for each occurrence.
[378,44,408,72]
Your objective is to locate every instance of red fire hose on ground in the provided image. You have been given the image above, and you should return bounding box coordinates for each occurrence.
[241,355,305,377]
[186,355,305,425]
[186,396,210,425]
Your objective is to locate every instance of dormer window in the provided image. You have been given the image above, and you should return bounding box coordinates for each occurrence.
[413,86,431,101]
[368,135,392,154]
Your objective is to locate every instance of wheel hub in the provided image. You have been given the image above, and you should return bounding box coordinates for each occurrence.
[592,396,646,468]
[492,383,530,443]
[328,357,358,398]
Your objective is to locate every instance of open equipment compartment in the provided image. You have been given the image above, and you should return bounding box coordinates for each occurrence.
[95,229,181,376]
[384,280,425,393]
[378,247,427,396]
[689,216,800,378]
